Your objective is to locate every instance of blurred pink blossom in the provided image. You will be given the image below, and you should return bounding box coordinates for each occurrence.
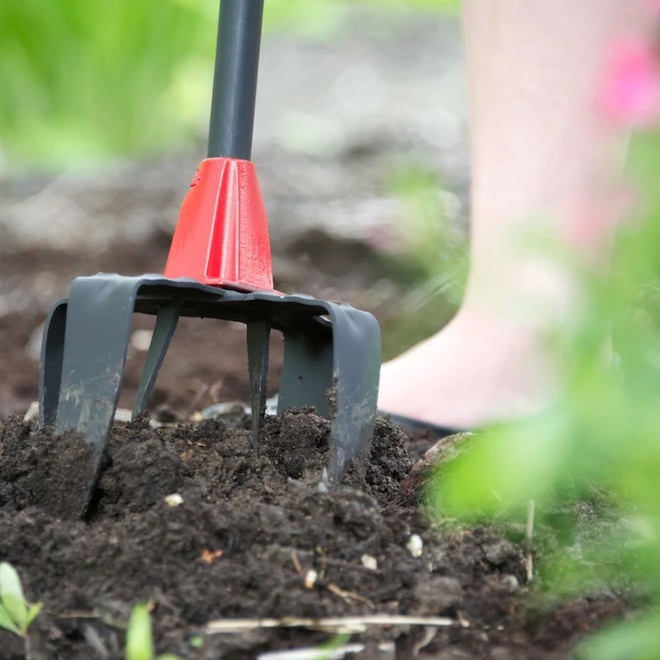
[598,38,660,127]
[565,190,635,249]
[645,0,660,16]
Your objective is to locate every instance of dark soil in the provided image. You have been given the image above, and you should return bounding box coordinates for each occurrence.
[0,411,629,660]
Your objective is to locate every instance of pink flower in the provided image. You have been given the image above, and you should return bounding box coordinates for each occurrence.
[598,38,660,127]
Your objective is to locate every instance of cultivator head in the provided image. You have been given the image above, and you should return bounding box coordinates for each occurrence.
[39,272,380,495]
[37,0,381,518]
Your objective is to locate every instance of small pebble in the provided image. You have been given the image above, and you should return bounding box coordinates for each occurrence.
[164,493,184,507]
[499,575,520,592]
[406,534,423,558]
[361,554,378,571]
[304,570,318,589]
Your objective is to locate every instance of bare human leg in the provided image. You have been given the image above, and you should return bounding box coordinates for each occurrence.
[378,0,648,429]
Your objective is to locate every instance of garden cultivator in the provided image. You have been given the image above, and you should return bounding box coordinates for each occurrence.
[38,0,381,518]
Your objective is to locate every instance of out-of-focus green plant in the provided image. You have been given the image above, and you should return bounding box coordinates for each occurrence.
[265,0,459,38]
[427,34,660,658]
[384,163,467,300]
[0,562,43,638]
[0,0,216,166]
[314,632,353,659]
[125,603,180,660]
[576,610,660,660]
[375,162,467,358]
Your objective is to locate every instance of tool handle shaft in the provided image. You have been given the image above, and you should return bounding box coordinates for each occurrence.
[208,0,264,160]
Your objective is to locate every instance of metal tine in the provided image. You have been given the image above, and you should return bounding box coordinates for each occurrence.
[247,320,270,444]
[37,271,380,523]
[54,277,137,455]
[324,304,381,480]
[39,300,68,427]
[132,303,180,419]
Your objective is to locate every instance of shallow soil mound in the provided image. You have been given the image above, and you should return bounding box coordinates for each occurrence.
[0,413,626,659]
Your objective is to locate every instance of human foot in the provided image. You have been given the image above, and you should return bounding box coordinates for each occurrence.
[378,307,556,430]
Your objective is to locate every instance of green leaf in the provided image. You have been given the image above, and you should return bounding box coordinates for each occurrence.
[0,603,21,636]
[126,604,154,660]
[24,602,44,631]
[575,611,660,660]
[0,563,28,631]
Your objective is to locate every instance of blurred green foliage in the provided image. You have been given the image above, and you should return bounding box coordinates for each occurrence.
[576,610,660,659]
[0,0,458,168]
[125,603,181,660]
[428,128,660,656]
[265,0,459,38]
[377,162,467,359]
[0,0,215,165]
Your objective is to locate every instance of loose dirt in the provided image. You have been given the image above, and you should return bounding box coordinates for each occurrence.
[0,410,628,659]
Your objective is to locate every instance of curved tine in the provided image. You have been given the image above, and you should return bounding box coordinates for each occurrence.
[325,305,381,481]
[39,299,68,427]
[56,275,140,460]
[247,320,270,445]
[133,303,180,419]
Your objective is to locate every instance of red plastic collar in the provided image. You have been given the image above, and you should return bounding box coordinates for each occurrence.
[164,157,275,292]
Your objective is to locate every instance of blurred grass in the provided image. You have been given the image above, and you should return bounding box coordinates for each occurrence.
[0,0,459,169]
[0,0,215,165]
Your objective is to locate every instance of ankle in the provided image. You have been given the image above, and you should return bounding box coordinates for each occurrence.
[378,305,557,429]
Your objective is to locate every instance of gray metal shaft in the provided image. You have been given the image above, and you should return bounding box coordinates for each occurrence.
[208,0,264,160]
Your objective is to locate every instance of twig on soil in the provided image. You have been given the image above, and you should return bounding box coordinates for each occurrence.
[290,550,318,588]
[326,583,374,609]
[204,614,466,635]
[456,609,470,629]
[56,611,100,620]
[290,550,304,576]
[525,499,535,583]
